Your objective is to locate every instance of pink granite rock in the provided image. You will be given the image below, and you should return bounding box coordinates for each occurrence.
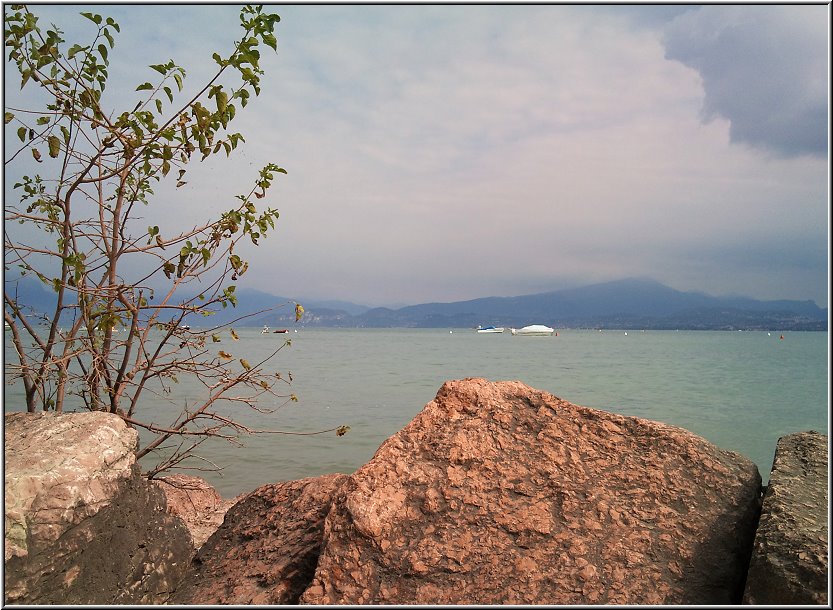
[155,474,240,550]
[300,378,762,604]
[171,473,348,604]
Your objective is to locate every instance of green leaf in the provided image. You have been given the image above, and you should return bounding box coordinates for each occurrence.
[80,12,102,25]
[4,112,13,124]
[215,90,228,113]
[149,63,167,75]
[47,135,61,158]
[36,116,50,125]
[173,72,183,91]
[103,28,114,48]
[67,44,87,59]
[135,82,153,91]
[97,44,108,63]
[17,126,26,142]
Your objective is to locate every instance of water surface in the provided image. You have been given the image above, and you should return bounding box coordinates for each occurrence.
[4,328,828,496]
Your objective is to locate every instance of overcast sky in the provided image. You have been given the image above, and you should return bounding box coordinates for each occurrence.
[4,3,830,308]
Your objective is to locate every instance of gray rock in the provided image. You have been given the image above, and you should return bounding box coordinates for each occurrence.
[743,430,828,605]
[4,411,193,604]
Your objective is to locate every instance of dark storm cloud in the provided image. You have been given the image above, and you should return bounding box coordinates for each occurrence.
[662,6,828,159]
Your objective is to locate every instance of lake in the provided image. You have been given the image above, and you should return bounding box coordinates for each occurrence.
[3,327,828,497]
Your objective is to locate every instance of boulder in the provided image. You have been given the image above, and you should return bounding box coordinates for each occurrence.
[171,473,348,604]
[4,411,193,604]
[155,474,240,550]
[301,378,762,604]
[743,431,828,604]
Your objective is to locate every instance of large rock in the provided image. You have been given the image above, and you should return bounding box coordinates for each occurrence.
[171,473,348,605]
[301,378,762,604]
[4,411,193,604]
[743,431,828,604]
[155,474,240,550]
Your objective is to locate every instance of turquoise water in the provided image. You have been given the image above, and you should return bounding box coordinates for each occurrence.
[4,328,828,497]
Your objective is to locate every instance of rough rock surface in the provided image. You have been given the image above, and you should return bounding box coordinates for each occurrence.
[171,473,348,605]
[155,474,240,550]
[743,431,828,604]
[4,411,193,604]
[301,378,762,605]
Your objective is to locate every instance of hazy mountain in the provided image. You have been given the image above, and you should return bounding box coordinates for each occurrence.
[3,276,62,320]
[253,278,826,330]
[166,288,370,327]
[1,280,368,327]
[4,276,827,330]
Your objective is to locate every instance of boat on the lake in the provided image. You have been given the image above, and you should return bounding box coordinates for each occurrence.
[510,324,555,336]
[476,325,505,334]
[272,329,289,334]
[262,325,270,334]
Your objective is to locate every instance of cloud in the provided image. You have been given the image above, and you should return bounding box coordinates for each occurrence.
[661,5,828,158]
[4,5,828,310]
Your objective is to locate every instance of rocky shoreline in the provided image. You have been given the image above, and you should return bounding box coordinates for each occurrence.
[4,378,828,604]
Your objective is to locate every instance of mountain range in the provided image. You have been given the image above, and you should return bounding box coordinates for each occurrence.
[248,278,827,331]
[4,277,827,331]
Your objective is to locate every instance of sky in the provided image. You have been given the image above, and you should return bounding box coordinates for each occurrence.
[3,3,830,309]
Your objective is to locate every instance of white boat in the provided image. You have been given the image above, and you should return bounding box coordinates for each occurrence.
[510,324,554,336]
[476,325,504,333]
[262,325,270,334]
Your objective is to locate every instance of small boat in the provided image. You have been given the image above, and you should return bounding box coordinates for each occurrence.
[262,325,270,334]
[273,329,289,334]
[510,324,555,336]
[476,325,504,333]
